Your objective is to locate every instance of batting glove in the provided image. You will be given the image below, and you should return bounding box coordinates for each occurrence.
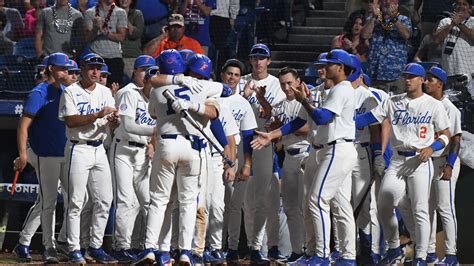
[173,74,203,94]
[171,98,191,113]
[373,151,385,177]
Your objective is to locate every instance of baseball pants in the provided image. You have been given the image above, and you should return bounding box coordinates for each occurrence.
[144,135,205,250]
[304,142,357,259]
[192,147,211,255]
[63,142,113,251]
[18,148,63,249]
[281,149,308,254]
[377,153,433,260]
[205,155,226,250]
[428,157,460,255]
[110,139,151,250]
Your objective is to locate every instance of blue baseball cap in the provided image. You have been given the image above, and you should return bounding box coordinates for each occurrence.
[37,56,50,68]
[348,54,363,82]
[144,66,160,79]
[427,66,447,84]
[362,74,372,87]
[134,55,155,69]
[101,64,111,75]
[81,53,105,66]
[249,43,271,58]
[314,52,328,65]
[179,49,195,65]
[67,59,79,71]
[402,63,425,78]
[156,49,186,75]
[323,49,353,67]
[47,53,70,67]
[187,54,213,79]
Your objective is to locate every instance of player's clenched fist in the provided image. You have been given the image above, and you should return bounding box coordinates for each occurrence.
[418,146,434,162]
[13,155,27,172]
[171,98,191,113]
[173,74,203,94]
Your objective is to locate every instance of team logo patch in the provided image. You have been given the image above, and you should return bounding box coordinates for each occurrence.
[120,103,127,111]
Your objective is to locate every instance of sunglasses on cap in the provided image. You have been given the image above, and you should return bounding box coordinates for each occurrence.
[145,68,160,79]
[85,56,105,64]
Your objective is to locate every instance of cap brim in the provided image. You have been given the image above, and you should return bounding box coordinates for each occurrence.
[135,63,155,69]
[169,22,184,27]
[101,71,111,75]
[402,71,424,77]
[249,53,270,57]
[324,59,341,64]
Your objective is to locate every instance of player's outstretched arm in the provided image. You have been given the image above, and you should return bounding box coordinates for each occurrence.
[150,74,204,94]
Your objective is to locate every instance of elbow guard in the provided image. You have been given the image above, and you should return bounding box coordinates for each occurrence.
[210,119,228,147]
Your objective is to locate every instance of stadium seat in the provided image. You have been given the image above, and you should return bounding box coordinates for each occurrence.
[13,38,36,58]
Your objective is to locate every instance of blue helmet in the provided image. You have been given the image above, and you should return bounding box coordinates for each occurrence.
[348,54,363,82]
[179,49,195,65]
[156,49,186,75]
[187,54,213,79]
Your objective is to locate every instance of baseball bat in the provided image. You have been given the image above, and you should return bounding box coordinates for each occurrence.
[162,89,235,167]
[9,171,19,199]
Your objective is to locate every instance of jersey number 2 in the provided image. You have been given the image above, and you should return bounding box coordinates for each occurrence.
[420,126,427,139]
[166,87,191,115]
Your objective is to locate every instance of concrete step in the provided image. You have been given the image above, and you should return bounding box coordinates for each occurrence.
[307,10,346,18]
[292,26,342,35]
[270,43,332,53]
[321,2,346,11]
[305,17,346,27]
[287,34,335,45]
[271,51,321,62]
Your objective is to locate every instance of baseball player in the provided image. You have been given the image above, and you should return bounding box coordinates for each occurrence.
[110,55,157,262]
[355,63,451,264]
[58,53,118,264]
[424,67,462,265]
[239,43,287,264]
[65,59,80,86]
[271,67,310,262]
[218,59,258,263]
[252,49,359,265]
[134,49,229,265]
[13,53,70,264]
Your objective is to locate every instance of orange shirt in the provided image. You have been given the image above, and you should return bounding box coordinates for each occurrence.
[153,35,204,58]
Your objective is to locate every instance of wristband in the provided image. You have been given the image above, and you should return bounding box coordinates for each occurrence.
[190,103,206,115]
[446,151,458,168]
[430,139,444,152]
[166,75,174,85]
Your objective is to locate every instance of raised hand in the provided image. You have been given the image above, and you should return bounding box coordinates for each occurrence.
[250,130,272,150]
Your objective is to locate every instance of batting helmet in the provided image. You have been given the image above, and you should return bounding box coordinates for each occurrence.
[187,54,213,79]
[179,49,195,65]
[348,54,363,82]
[156,49,186,75]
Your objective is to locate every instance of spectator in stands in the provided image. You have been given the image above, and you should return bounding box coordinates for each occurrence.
[84,0,127,86]
[209,0,239,74]
[0,10,13,55]
[179,0,216,54]
[100,63,119,95]
[24,0,46,37]
[136,0,173,44]
[144,13,204,58]
[0,0,24,41]
[118,0,144,79]
[413,15,445,63]
[70,0,98,14]
[35,0,82,58]
[412,0,454,38]
[361,0,412,93]
[332,10,370,62]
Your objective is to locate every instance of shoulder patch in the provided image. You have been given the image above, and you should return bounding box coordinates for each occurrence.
[120,103,127,111]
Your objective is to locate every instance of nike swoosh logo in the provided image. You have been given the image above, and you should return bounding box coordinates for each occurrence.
[76,93,82,97]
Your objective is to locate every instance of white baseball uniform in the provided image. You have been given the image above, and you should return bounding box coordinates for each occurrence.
[428,96,462,256]
[110,82,156,250]
[370,93,450,260]
[272,99,310,254]
[58,81,115,252]
[220,92,258,251]
[145,81,223,251]
[297,80,358,259]
[239,73,286,251]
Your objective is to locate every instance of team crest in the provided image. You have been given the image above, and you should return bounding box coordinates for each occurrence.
[120,103,127,111]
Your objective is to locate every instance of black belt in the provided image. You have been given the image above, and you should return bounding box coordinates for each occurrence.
[312,139,353,149]
[161,134,207,151]
[286,145,310,156]
[70,140,103,147]
[397,150,416,157]
[116,139,146,148]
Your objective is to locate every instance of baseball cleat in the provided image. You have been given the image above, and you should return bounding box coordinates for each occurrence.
[378,247,404,265]
[412,258,427,266]
[287,252,304,263]
[133,248,156,265]
[179,249,195,266]
[304,255,330,266]
[268,246,288,264]
[56,241,69,261]
[202,249,219,264]
[82,248,96,263]
[69,249,86,264]
[154,250,173,266]
[440,254,459,266]
[43,247,59,264]
[249,249,270,265]
[87,246,118,264]
[13,243,32,262]
[426,252,438,263]
[334,258,356,266]
[112,249,136,263]
[210,249,226,264]
[226,249,240,263]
